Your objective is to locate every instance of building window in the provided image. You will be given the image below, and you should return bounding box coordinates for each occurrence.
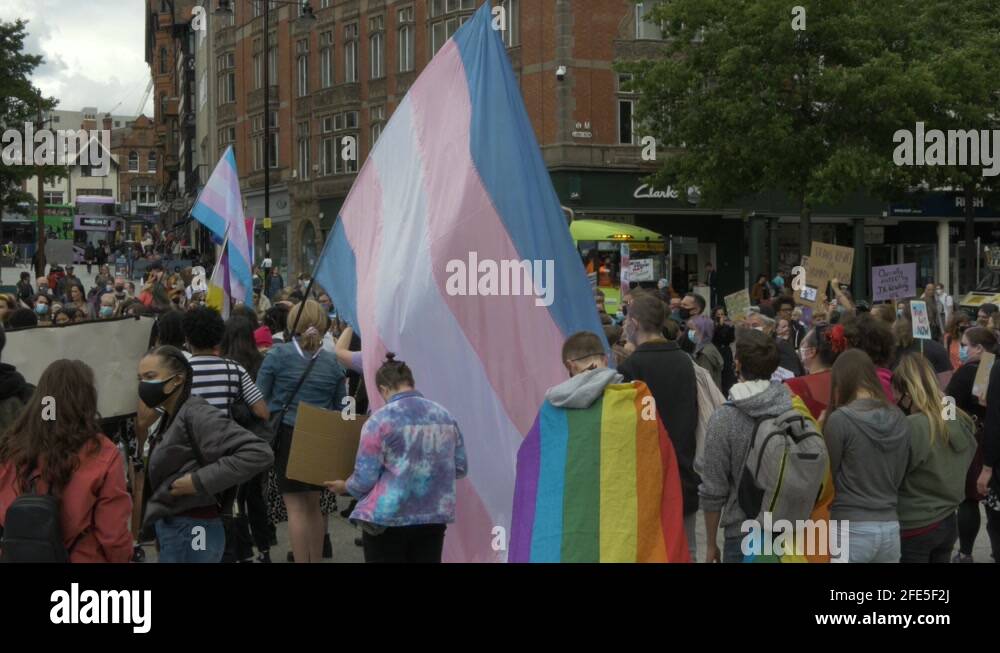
[218,73,236,104]
[344,24,358,83]
[320,0,331,7]
[131,185,157,205]
[252,0,262,18]
[635,2,664,40]
[297,121,310,179]
[368,16,385,80]
[253,38,263,89]
[252,115,264,171]
[217,52,236,104]
[268,40,278,85]
[618,99,635,145]
[43,191,63,205]
[370,105,385,147]
[430,0,473,56]
[499,0,519,47]
[322,136,335,175]
[337,135,358,173]
[148,151,157,172]
[159,47,168,74]
[218,126,236,147]
[269,131,279,169]
[320,31,334,88]
[128,151,139,172]
[398,7,414,72]
[297,39,309,97]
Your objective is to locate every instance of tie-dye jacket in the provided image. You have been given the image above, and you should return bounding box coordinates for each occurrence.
[347,390,468,527]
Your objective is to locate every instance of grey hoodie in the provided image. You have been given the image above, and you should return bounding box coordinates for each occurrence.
[545,367,624,409]
[698,381,793,538]
[824,398,911,522]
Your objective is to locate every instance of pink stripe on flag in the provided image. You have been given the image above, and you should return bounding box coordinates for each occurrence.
[408,41,570,437]
[335,156,390,410]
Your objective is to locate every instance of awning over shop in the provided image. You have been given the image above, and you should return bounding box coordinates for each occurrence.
[569,219,665,243]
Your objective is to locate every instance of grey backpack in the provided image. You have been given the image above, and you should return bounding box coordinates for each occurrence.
[737,409,828,524]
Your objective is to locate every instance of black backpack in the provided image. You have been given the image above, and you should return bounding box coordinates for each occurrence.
[0,477,69,563]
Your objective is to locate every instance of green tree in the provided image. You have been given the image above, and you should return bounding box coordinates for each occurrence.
[897,0,1000,293]
[0,19,61,276]
[619,0,940,260]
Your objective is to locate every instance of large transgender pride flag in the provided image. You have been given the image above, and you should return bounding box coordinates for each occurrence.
[191,146,253,307]
[314,3,605,562]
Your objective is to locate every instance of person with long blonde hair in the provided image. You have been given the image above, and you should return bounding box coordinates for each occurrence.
[891,353,976,563]
[257,299,346,562]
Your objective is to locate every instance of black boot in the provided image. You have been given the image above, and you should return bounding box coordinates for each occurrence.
[323,533,333,558]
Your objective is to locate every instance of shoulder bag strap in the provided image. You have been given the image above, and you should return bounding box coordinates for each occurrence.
[275,343,320,423]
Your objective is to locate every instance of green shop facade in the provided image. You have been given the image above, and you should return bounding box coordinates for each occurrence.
[551,170,1000,305]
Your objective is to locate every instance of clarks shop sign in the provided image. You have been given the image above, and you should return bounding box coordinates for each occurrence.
[634,184,680,200]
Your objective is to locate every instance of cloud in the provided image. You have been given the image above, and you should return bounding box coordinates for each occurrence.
[0,0,153,117]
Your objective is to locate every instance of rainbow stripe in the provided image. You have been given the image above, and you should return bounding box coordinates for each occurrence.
[509,381,689,563]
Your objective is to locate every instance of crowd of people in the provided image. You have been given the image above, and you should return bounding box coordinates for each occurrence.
[0,254,467,564]
[591,270,999,563]
[0,249,997,564]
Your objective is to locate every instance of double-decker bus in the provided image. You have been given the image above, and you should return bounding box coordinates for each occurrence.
[73,195,124,263]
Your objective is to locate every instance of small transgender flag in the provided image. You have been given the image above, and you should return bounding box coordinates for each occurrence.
[314,3,604,562]
[191,146,253,308]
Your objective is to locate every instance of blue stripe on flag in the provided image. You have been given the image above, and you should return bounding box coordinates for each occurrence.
[453,5,606,347]
[191,201,228,243]
[313,216,359,336]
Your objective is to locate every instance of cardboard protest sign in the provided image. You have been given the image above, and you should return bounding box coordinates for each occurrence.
[798,254,828,309]
[724,289,751,322]
[910,300,932,340]
[974,352,996,406]
[809,241,854,285]
[871,263,916,302]
[286,402,367,486]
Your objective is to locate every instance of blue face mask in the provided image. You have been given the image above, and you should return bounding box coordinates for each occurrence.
[959,345,970,364]
[687,329,698,343]
[99,306,114,318]
[35,303,48,315]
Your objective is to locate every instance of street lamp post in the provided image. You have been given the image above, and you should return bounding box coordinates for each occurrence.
[216,0,316,274]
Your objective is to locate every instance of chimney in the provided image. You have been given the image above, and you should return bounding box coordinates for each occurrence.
[103,113,113,132]
[81,106,98,132]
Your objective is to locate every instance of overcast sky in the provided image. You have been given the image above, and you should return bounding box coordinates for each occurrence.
[1,0,154,118]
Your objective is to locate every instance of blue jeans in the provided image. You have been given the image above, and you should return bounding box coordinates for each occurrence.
[155,516,225,563]
[846,520,900,563]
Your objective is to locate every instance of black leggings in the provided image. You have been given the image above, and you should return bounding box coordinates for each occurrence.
[362,524,446,563]
[957,499,982,555]
[237,471,274,552]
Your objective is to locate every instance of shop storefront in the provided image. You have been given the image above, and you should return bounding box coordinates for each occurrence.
[550,169,742,297]
[246,188,290,274]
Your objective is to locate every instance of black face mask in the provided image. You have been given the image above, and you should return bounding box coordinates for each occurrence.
[678,307,692,321]
[139,375,178,408]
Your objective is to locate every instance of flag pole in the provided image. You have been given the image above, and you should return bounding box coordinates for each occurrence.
[209,224,232,288]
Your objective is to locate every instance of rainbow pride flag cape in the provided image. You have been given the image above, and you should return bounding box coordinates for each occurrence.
[509,381,689,563]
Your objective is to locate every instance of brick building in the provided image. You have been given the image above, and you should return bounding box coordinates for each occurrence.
[111,115,162,237]
[199,0,680,277]
[140,1,703,280]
